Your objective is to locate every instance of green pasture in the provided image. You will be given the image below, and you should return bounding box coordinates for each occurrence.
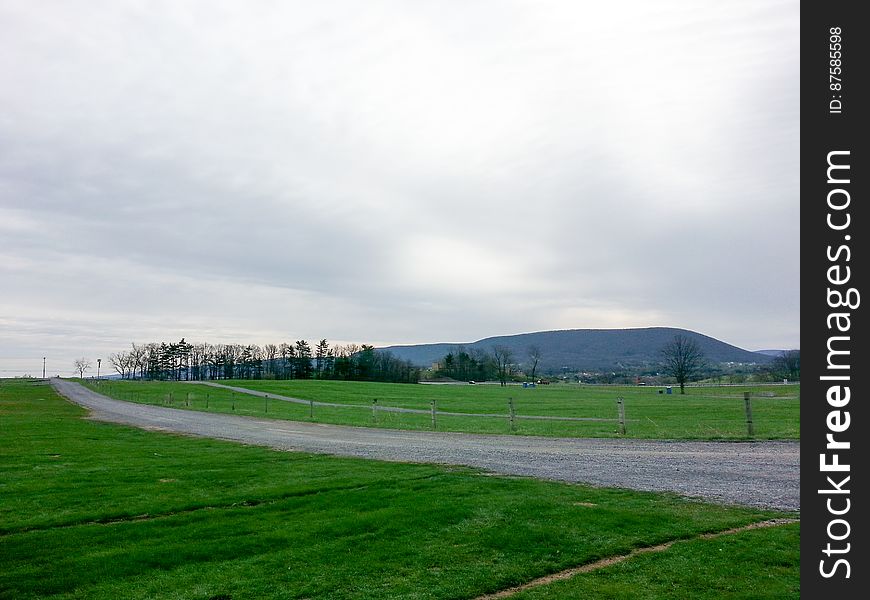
[1,379,798,599]
[83,379,800,439]
[512,523,800,600]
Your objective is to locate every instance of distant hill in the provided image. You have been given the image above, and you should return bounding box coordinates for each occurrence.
[754,349,789,357]
[378,327,774,373]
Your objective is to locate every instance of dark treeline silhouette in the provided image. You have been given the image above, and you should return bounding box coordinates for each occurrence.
[434,347,499,381]
[109,338,419,384]
[759,349,800,382]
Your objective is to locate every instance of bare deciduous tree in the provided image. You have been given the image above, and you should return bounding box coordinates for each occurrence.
[263,343,278,377]
[108,352,134,379]
[73,358,92,379]
[130,343,147,379]
[660,335,706,394]
[527,345,542,381]
[770,349,800,381]
[492,345,513,387]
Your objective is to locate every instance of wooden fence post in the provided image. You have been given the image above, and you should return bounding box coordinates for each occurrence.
[309,399,314,419]
[616,397,626,435]
[431,400,437,430]
[265,394,269,413]
[509,397,516,432]
[744,392,754,437]
[372,398,378,420]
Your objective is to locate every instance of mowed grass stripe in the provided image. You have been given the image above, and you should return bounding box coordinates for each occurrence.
[475,518,799,599]
[508,522,800,599]
[0,381,453,534]
[2,471,444,536]
[1,380,795,599]
[83,378,800,439]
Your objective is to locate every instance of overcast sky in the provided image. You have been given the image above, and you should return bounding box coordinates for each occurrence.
[1,0,798,376]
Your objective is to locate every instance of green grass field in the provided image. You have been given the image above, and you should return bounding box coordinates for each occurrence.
[1,379,798,599]
[83,379,800,440]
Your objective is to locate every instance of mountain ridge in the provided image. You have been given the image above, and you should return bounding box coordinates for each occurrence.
[377,327,774,373]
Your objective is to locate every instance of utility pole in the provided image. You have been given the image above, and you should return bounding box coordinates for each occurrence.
[97,358,101,380]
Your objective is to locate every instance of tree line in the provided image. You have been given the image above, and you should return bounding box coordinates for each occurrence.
[434,344,541,386]
[660,336,800,390]
[106,338,420,383]
[433,336,799,388]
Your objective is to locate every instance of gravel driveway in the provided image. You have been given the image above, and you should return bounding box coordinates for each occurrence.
[51,379,800,511]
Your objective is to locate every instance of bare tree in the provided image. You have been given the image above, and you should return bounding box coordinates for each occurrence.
[129,343,147,379]
[770,349,800,381]
[108,352,133,379]
[263,343,278,377]
[190,343,208,380]
[492,345,514,387]
[660,335,706,394]
[73,358,92,379]
[527,345,542,381]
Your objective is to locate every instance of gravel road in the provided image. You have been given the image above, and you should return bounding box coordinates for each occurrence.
[51,379,800,511]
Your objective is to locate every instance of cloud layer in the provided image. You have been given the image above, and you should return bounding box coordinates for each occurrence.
[0,1,799,376]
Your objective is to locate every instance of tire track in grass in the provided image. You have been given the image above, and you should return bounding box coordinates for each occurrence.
[0,472,445,537]
[473,518,799,599]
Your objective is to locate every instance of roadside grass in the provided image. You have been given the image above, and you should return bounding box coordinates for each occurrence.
[1,379,798,599]
[83,379,799,439]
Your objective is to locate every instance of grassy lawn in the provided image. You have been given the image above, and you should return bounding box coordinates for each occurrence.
[1,379,798,599]
[511,523,800,599]
[83,379,799,440]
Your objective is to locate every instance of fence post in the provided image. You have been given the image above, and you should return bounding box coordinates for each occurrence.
[265,394,269,413]
[509,397,516,432]
[206,393,209,409]
[431,400,437,430]
[372,398,378,420]
[232,392,235,411]
[744,392,754,437]
[616,397,626,435]
[309,399,314,419]
[169,392,173,405]
[186,392,190,407]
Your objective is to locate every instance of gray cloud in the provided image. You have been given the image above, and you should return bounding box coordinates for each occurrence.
[0,1,799,375]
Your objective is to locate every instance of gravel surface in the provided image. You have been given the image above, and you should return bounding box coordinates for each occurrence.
[52,379,800,511]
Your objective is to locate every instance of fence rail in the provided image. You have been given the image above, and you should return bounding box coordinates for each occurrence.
[196,381,622,427]
[96,380,778,438]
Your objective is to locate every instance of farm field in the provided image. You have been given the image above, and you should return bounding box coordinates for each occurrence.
[2,379,798,599]
[83,379,800,440]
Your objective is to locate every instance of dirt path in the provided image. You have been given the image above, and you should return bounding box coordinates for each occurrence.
[51,379,800,511]
[473,518,799,599]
